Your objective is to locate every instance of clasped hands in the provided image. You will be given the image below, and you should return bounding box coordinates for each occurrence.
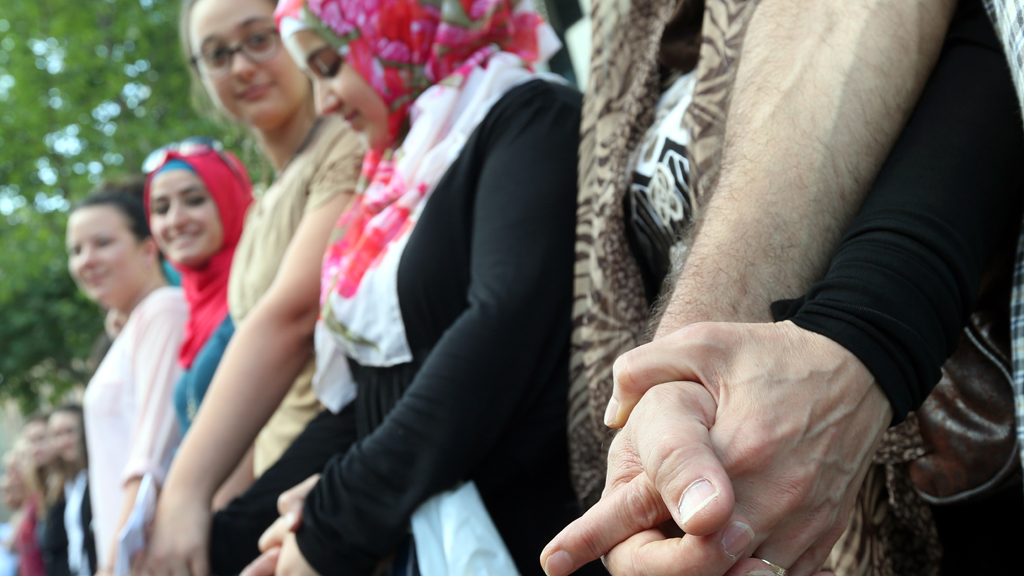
[541,321,892,576]
[241,474,322,576]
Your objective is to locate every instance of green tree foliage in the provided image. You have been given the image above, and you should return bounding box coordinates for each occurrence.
[0,0,261,411]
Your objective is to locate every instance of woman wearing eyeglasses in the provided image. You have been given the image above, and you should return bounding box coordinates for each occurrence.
[143,143,253,434]
[140,0,363,573]
[66,181,188,576]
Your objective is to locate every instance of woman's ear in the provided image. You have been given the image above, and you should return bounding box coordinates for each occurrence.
[140,236,162,268]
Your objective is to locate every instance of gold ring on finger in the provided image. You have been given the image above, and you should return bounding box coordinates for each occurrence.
[756,558,788,576]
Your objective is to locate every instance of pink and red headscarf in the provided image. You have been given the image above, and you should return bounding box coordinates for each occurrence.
[275,0,546,145]
[274,0,558,405]
[144,150,252,369]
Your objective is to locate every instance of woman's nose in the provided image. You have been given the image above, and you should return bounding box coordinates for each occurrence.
[166,200,188,229]
[316,80,340,116]
[76,244,98,270]
[231,49,259,79]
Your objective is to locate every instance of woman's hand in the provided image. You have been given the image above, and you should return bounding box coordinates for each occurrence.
[272,534,319,576]
[541,321,892,576]
[138,491,212,576]
[240,475,321,576]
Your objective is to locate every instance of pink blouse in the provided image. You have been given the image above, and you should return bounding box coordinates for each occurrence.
[83,287,187,567]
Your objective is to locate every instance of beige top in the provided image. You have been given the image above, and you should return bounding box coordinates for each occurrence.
[228,115,364,475]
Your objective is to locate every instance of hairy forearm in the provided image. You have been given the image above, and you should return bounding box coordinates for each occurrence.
[656,0,955,336]
[161,303,316,501]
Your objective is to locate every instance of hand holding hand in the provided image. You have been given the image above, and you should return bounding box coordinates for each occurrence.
[240,475,321,576]
[542,321,892,576]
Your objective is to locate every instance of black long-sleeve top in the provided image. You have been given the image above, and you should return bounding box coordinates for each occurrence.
[296,80,594,576]
[773,0,1024,422]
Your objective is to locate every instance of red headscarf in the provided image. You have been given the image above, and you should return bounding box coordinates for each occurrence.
[144,150,252,369]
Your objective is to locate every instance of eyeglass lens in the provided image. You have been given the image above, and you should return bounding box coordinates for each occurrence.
[199,28,280,77]
[308,48,343,79]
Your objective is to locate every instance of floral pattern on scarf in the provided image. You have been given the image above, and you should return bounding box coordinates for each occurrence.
[276,0,559,407]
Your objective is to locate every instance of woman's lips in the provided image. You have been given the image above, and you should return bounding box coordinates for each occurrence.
[238,83,271,101]
[80,271,107,288]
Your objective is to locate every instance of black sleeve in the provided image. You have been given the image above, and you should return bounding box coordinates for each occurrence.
[41,499,70,576]
[295,82,582,575]
[771,8,1024,423]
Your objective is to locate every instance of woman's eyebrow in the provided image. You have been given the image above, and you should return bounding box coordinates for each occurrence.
[201,17,276,45]
[173,185,207,198]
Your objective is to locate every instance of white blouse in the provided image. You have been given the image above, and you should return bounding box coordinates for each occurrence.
[83,287,187,567]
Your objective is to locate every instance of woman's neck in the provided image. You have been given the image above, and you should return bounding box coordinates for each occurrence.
[254,103,318,172]
[115,272,167,320]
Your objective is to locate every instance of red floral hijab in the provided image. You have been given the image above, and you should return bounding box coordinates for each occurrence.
[275,0,556,401]
[144,150,252,369]
[275,0,544,144]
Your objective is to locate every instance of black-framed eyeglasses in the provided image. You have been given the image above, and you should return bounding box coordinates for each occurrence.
[143,137,225,174]
[191,27,281,78]
[307,47,343,79]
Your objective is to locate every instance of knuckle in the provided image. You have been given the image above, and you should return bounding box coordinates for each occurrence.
[620,481,665,529]
[612,351,645,394]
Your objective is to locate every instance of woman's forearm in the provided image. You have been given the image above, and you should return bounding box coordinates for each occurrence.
[212,444,255,511]
[159,193,349,505]
[161,301,316,502]
[105,477,142,573]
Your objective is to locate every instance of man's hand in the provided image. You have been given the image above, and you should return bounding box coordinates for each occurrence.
[542,322,892,576]
[239,475,321,576]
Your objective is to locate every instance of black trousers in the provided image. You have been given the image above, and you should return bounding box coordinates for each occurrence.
[210,406,357,575]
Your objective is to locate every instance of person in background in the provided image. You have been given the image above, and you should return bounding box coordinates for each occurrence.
[2,451,28,576]
[41,406,96,576]
[143,141,254,434]
[1,463,22,576]
[19,418,54,483]
[66,183,187,576]
[3,443,45,576]
[140,0,364,569]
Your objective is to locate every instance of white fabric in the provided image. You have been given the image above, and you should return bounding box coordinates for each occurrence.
[628,71,697,226]
[411,482,520,576]
[0,524,17,576]
[84,287,186,567]
[64,470,90,576]
[311,320,355,413]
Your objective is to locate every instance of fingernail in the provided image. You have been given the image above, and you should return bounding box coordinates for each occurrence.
[603,396,620,427]
[720,521,754,560]
[678,479,719,527]
[544,550,574,576]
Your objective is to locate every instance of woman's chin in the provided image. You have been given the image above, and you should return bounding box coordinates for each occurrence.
[240,103,294,133]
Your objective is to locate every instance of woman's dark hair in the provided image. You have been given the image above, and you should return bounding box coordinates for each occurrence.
[72,176,152,241]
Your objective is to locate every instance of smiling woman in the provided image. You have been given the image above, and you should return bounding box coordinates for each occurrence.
[143,145,253,434]
[65,184,187,575]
